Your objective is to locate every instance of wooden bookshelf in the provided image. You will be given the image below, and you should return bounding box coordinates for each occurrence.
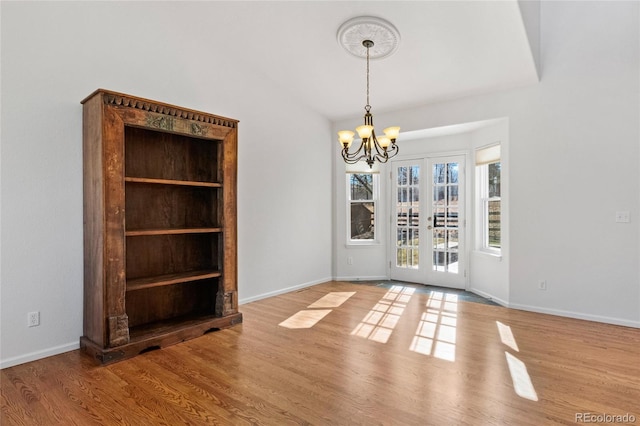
[80,89,241,365]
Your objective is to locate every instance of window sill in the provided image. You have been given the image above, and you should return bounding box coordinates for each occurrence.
[473,250,502,261]
[345,241,383,248]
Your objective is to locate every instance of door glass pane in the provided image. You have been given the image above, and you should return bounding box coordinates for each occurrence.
[409,208,419,227]
[410,228,419,246]
[433,163,446,184]
[398,188,407,204]
[433,251,445,272]
[410,166,420,184]
[447,229,458,250]
[410,249,419,267]
[397,207,408,225]
[396,164,420,269]
[433,229,445,251]
[398,228,408,246]
[447,163,459,184]
[431,162,459,274]
[398,167,407,185]
[397,248,407,267]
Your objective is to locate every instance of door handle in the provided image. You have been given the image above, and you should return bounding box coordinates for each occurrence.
[427,216,433,230]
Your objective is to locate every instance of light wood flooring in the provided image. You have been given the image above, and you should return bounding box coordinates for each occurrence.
[2,281,639,425]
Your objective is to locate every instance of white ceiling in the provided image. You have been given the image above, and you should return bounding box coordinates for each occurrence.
[160,1,539,122]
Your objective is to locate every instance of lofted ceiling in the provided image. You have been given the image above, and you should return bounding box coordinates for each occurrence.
[196,0,540,122]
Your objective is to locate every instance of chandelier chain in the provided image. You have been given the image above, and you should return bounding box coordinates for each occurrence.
[365,43,370,109]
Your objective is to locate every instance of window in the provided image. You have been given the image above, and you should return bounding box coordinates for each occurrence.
[347,173,378,243]
[476,145,501,253]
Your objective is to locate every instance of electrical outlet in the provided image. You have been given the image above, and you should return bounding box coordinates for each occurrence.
[28,311,40,327]
[347,257,353,265]
[538,280,547,291]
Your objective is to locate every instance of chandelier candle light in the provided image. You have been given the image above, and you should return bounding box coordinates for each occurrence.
[337,17,401,168]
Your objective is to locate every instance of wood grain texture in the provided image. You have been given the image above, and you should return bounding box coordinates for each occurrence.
[81,89,240,363]
[82,93,106,347]
[4,281,639,425]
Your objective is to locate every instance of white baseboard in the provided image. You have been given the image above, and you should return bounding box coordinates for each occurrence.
[1,341,79,370]
[239,276,333,305]
[468,287,509,307]
[508,303,640,329]
[333,275,389,282]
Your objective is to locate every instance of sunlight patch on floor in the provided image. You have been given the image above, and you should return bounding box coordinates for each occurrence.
[410,292,458,361]
[496,321,538,401]
[279,292,359,329]
[307,292,356,309]
[505,352,539,401]
[279,309,332,329]
[351,286,416,344]
[496,321,519,352]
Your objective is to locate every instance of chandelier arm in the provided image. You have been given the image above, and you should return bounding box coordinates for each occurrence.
[341,140,367,162]
[373,153,390,164]
[342,147,369,164]
[372,140,399,164]
[386,142,399,157]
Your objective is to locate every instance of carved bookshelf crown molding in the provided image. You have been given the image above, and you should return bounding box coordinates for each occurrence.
[83,89,238,129]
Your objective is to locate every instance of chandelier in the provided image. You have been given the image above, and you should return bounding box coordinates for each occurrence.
[337,17,401,168]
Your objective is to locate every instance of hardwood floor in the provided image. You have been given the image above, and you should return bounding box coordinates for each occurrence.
[2,281,639,425]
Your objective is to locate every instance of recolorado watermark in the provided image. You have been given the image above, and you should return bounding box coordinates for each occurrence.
[576,412,636,423]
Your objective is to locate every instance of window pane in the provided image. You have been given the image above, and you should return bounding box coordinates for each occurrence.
[350,202,374,239]
[488,199,501,248]
[350,174,373,200]
[489,162,501,198]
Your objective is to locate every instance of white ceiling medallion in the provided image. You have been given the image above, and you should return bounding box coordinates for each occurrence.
[337,16,401,60]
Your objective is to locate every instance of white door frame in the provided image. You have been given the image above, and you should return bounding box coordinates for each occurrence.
[388,153,468,289]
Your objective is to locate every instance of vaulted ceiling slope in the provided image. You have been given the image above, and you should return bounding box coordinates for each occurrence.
[196,0,539,121]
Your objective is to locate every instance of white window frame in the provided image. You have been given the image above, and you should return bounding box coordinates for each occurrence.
[346,172,379,245]
[475,145,501,255]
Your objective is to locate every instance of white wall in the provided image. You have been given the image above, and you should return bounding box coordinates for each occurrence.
[469,122,510,306]
[0,2,332,368]
[334,1,639,326]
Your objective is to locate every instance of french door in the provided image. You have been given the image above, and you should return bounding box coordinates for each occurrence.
[390,156,465,289]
